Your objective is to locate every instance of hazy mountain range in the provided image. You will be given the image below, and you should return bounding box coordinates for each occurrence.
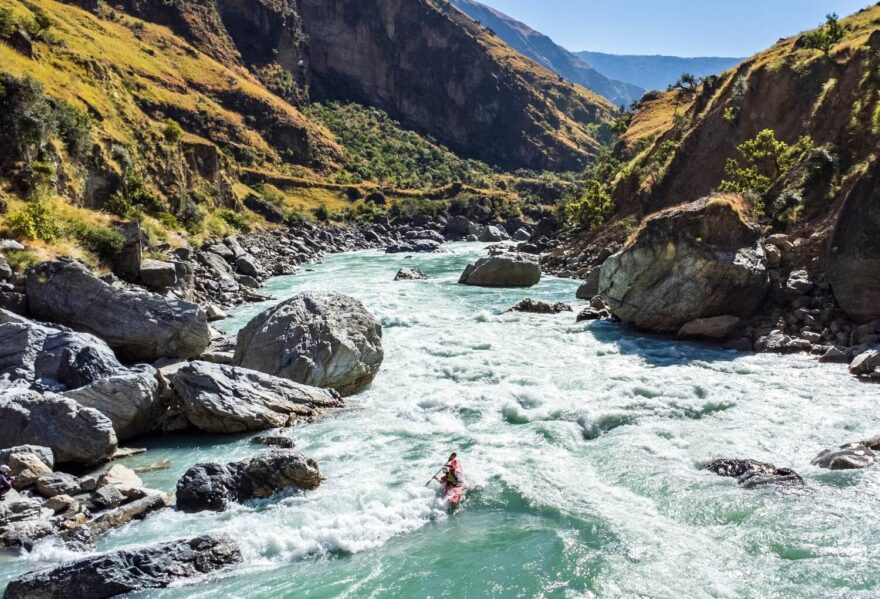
[447,0,742,105]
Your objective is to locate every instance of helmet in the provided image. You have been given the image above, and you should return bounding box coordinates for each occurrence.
[0,465,10,474]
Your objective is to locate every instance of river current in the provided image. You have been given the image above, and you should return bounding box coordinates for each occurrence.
[1,243,878,598]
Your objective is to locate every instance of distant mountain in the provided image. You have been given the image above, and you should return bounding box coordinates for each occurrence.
[576,52,743,92]
[446,0,644,106]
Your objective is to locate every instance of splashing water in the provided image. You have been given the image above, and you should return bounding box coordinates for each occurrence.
[2,243,878,598]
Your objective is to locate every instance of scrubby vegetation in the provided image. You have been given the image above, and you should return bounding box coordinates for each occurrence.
[304,102,493,189]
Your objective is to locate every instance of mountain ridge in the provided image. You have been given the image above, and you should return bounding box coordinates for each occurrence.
[446,0,644,106]
[575,51,744,92]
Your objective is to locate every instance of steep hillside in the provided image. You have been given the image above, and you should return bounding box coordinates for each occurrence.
[446,0,643,106]
[297,0,614,171]
[576,51,743,92]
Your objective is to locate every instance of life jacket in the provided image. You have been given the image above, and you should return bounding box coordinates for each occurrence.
[445,461,460,485]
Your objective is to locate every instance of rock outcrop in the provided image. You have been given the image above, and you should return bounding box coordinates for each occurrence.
[599,196,769,333]
[26,260,211,362]
[234,292,383,396]
[824,159,880,323]
[168,361,343,433]
[459,253,541,287]
[176,450,322,512]
[3,534,241,599]
[0,390,117,465]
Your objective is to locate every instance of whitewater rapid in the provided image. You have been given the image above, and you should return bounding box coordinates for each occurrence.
[1,243,878,598]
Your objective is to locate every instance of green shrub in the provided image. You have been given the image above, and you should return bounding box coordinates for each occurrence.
[73,223,124,258]
[156,211,179,229]
[5,199,61,241]
[563,180,613,229]
[312,204,329,221]
[163,118,183,144]
[104,192,133,217]
[0,8,15,38]
[801,14,844,56]
[216,208,250,231]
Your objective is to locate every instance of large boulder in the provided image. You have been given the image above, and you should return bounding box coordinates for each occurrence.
[176,450,322,512]
[599,195,769,333]
[63,366,164,441]
[3,534,242,599]
[0,390,117,464]
[169,361,342,434]
[826,161,880,322]
[26,260,211,362]
[850,350,880,380]
[234,292,383,396]
[0,317,123,389]
[458,253,541,287]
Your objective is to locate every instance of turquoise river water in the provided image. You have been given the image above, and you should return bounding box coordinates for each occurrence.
[1,243,879,598]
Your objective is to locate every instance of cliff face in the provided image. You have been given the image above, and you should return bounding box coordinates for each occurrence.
[296,0,613,171]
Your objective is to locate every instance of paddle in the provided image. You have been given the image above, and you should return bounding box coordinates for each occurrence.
[425,465,446,487]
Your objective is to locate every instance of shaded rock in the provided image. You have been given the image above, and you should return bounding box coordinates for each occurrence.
[826,160,880,322]
[506,299,572,314]
[458,253,541,288]
[176,450,322,512]
[512,228,531,242]
[251,435,294,448]
[850,350,880,379]
[3,533,242,599]
[26,261,211,362]
[676,315,741,340]
[599,195,768,333]
[63,366,163,441]
[111,221,142,283]
[478,225,508,242]
[235,255,262,278]
[244,193,284,223]
[385,240,441,254]
[84,492,171,536]
[812,443,877,470]
[91,484,126,510]
[819,346,849,363]
[576,307,610,322]
[0,495,45,528]
[169,361,342,434]
[35,473,81,498]
[139,259,177,291]
[234,292,383,396]
[0,390,117,465]
[394,267,428,281]
[0,318,123,389]
[575,268,601,300]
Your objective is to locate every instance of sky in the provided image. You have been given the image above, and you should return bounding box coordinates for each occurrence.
[476,0,871,57]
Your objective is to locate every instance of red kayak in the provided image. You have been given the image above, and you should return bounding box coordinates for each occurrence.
[444,484,465,506]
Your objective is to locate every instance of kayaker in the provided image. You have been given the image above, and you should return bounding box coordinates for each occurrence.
[439,453,462,488]
[0,465,14,501]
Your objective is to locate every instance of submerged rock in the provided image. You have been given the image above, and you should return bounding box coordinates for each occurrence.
[599,195,769,333]
[394,267,428,281]
[812,443,877,470]
[169,361,343,434]
[702,458,804,489]
[458,253,541,287]
[26,260,211,362]
[676,315,741,340]
[386,240,441,254]
[506,299,572,314]
[234,292,384,396]
[0,389,117,465]
[3,534,241,599]
[176,450,322,512]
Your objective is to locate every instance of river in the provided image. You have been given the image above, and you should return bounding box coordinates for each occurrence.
[1,243,878,598]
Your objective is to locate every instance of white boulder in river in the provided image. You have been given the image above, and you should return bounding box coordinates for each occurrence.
[233,292,383,396]
[458,253,541,287]
[25,260,211,362]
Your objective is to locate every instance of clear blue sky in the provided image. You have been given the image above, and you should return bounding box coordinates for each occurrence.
[477,0,871,56]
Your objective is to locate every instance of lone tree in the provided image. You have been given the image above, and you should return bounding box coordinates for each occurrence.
[801,13,844,56]
[670,73,699,94]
